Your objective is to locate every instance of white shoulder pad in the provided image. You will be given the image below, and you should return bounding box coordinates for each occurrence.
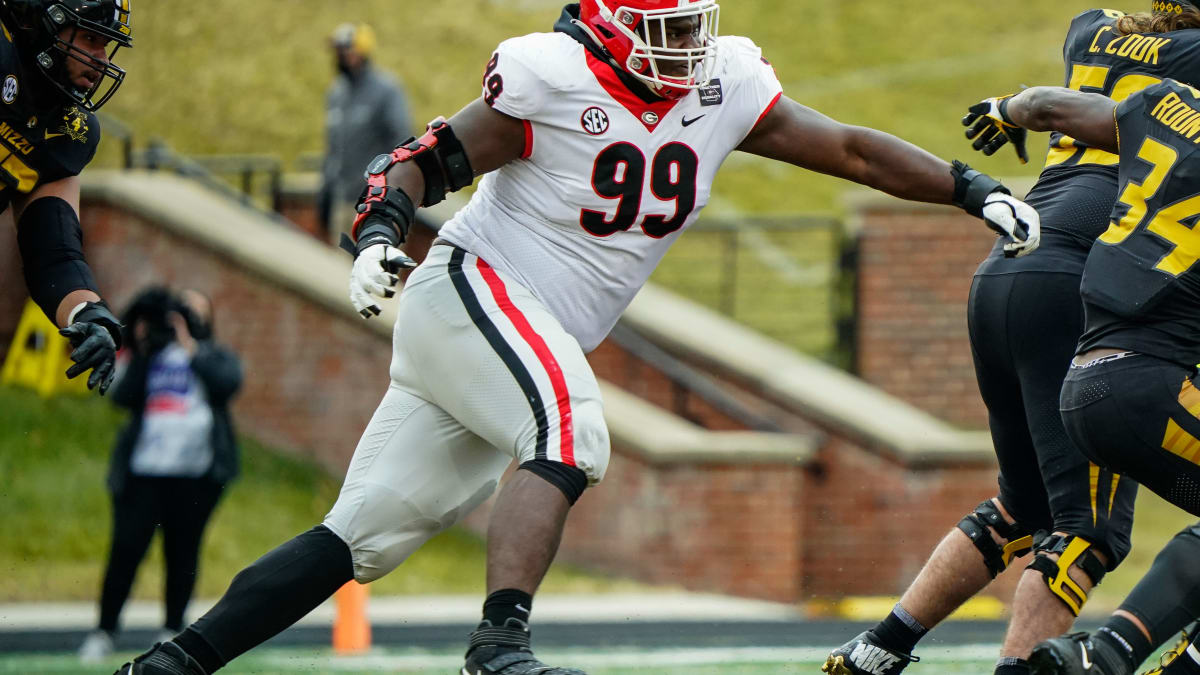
[483,32,580,120]
[711,36,783,135]
[713,36,781,92]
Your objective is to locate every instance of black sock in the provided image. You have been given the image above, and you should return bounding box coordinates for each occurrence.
[172,630,223,675]
[482,588,533,627]
[1096,616,1153,673]
[1119,525,1200,649]
[994,656,1030,675]
[183,525,354,671]
[871,604,927,655]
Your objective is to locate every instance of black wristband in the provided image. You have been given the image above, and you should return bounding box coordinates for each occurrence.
[73,300,123,350]
[950,160,1009,217]
[354,217,401,254]
[997,96,1014,125]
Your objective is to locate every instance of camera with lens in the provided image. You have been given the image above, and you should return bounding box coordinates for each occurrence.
[120,286,202,355]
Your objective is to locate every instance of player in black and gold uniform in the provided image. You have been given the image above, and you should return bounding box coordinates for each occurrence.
[969,77,1200,675]
[1,0,132,394]
[825,5,1200,675]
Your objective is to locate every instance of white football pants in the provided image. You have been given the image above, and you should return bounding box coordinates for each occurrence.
[324,244,610,582]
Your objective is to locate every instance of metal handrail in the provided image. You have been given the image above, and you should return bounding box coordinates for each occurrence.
[606,322,784,432]
[134,139,297,229]
[96,112,134,169]
[188,154,284,212]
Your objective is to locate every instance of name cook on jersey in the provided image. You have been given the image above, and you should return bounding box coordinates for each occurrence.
[1089,26,1171,65]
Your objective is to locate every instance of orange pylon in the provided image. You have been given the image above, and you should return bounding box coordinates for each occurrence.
[332,581,371,653]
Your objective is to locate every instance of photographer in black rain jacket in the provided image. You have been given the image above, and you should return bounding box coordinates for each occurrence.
[78,286,242,663]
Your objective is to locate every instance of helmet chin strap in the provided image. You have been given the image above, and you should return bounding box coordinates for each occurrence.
[571,18,608,54]
[571,17,687,98]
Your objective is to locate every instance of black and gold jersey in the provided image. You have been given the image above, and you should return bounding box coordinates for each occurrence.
[1042,8,1200,176]
[1078,79,1200,366]
[983,8,1200,276]
[0,20,99,213]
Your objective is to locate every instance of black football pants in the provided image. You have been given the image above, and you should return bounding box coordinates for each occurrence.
[1062,353,1200,516]
[968,271,1136,566]
[99,476,224,633]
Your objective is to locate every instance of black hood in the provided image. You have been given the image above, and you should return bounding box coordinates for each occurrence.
[553,3,667,104]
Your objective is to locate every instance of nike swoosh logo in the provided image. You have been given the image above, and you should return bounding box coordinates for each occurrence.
[1080,644,1093,669]
[681,114,705,127]
[44,131,64,139]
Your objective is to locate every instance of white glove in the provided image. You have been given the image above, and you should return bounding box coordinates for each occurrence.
[349,243,416,318]
[982,192,1041,258]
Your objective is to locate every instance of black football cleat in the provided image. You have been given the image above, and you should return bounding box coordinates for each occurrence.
[822,630,918,675]
[461,618,586,675]
[1028,632,1129,675]
[112,641,207,675]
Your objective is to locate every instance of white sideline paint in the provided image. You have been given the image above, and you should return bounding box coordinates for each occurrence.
[0,593,801,630]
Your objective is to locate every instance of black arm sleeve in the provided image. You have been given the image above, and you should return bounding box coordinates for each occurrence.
[15,196,98,323]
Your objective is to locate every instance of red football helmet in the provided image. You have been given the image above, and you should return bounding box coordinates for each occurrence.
[579,0,719,100]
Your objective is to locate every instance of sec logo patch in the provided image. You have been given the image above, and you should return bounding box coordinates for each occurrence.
[581,107,609,136]
[2,75,17,104]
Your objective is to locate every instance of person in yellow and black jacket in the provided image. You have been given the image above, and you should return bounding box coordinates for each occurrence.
[1,0,131,394]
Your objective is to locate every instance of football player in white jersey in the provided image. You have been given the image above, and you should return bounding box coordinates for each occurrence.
[116,2,1040,674]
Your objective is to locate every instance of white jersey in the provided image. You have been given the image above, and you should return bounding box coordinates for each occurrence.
[439,30,783,352]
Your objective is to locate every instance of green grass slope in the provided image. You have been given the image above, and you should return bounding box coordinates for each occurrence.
[0,385,651,602]
[98,0,1102,214]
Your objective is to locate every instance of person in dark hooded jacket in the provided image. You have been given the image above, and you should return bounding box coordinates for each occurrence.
[78,286,241,663]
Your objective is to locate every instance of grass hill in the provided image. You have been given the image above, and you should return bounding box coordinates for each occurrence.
[96,0,1102,215]
[0,385,650,602]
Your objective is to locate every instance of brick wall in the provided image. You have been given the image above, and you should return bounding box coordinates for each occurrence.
[801,437,1019,598]
[854,205,997,429]
[78,202,390,474]
[460,431,1016,603]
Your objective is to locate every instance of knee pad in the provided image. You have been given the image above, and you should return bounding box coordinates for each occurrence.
[957,500,1035,578]
[520,459,588,505]
[1026,532,1108,616]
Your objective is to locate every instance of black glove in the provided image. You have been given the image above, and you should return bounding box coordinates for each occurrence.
[962,95,1029,164]
[59,301,122,395]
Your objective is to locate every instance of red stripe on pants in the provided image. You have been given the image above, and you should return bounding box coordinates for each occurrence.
[475,258,576,466]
